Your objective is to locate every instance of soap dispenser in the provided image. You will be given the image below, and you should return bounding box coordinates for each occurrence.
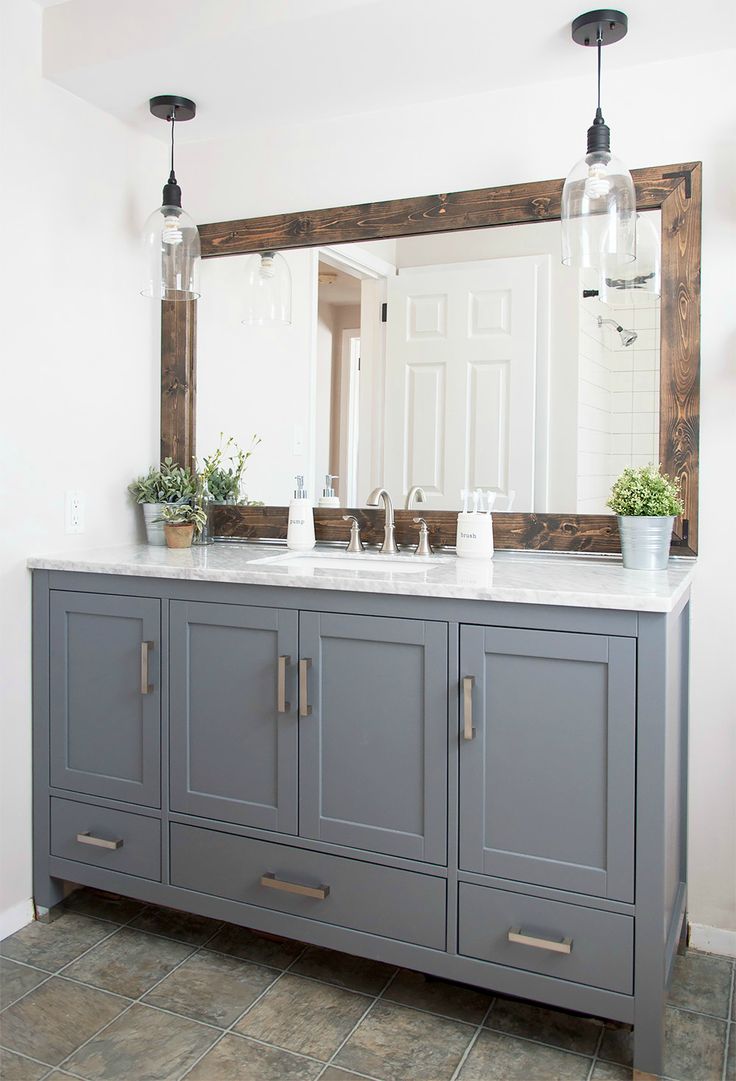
[318,474,340,508]
[287,475,316,551]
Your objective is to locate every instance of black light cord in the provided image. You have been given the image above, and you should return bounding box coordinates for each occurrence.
[169,106,176,179]
[596,30,603,112]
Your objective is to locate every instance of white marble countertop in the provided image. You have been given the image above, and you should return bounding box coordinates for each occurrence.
[27,542,696,612]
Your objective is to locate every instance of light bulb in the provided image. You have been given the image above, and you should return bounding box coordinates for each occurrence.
[584,159,612,199]
[259,254,276,279]
[162,214,183,245]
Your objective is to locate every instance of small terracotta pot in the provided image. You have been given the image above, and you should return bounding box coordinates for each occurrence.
[164,522,195,549]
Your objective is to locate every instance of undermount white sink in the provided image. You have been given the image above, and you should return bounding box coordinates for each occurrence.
[259,549,445,574]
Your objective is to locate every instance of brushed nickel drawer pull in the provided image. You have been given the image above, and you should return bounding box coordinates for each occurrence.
[76,831,124,851]
[462,675,476,740]
[277,655,291,713]
[299,658,312,717]
[508,927,573,955]
[140,640,154,695]
[260,872,329,900]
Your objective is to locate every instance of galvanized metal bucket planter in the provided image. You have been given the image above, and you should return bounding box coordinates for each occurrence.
[142,503,167,546]
[617,515,674,570]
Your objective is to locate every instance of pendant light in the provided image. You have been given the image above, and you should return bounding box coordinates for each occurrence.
[600,212,661,303]
[561,10,636,270]
[141,95,201,301]
[242,251,292,326]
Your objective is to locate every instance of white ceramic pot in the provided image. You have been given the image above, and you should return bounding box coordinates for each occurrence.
[617,515,675,570]
[142,503,166,546]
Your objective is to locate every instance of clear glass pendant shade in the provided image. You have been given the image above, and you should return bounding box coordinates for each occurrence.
[600,212,661,303]
[141,204,201,301]
[561,149,636,269]
[242,251,292,326]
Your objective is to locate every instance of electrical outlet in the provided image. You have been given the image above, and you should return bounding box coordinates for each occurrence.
[65,491,85,534]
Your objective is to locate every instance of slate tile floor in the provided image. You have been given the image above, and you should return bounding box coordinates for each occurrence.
[0,889,733,1081]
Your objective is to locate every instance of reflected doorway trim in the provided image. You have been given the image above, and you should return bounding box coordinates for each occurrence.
[161,162,701,555]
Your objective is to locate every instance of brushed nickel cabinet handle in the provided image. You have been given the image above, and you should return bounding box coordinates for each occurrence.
[508,927,572,955]
[76,831,124,851]
[462,675,476,740]
[277,655,291,713]
[260,872,329,900]
[140,640,154,695]
[299,658,312,717]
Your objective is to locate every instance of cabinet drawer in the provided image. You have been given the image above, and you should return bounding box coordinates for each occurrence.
[458,882,633,994]
[171,823,446,949]
[50,798,161,881]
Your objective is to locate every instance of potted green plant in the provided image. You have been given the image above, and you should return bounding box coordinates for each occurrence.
[158,503,208,549]
[607,464,684,570]
[128,458,196,546]
[201,434,261,505]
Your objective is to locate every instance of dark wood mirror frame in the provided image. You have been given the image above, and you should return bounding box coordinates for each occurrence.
[161,161,701,555]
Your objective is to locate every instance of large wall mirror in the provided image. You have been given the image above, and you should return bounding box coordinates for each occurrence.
[161,163,700,553]
[197,215,661,517]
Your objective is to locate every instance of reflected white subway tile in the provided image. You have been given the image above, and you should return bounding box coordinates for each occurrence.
[578,403,610,433]
[633,412,657,433]
[633,433,656,456]
[610,370,633,394]
[612,391,634,413]
[633,370,656,393]
[580,379,611,412]
[633,391,655,413]
[611,433,632,456]
[634,349,658,372]
[635,328,657,351]
[611,413,634,434]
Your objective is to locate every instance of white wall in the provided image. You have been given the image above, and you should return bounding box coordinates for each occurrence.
[179,50,736,938]
[0,0,162,936]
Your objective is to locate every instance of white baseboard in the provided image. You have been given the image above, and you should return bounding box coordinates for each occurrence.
[689,922,736,958]
[0,898,34,941]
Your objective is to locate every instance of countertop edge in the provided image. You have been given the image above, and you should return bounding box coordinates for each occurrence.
[27,554,694,614]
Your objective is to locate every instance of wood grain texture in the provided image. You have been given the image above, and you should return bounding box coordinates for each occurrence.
[198,164,698,258]
[209,505,693,554]
[163,163,701,554]
[161,299,196,467]
[659,164,701,553]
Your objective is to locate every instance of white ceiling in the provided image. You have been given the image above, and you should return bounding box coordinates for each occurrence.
[42,0,736,143]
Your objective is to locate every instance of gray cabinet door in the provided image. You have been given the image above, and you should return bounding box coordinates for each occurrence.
[49,591,161,807]
[299,612,447,863]
[170,601,298,833]
[459,626,635,901]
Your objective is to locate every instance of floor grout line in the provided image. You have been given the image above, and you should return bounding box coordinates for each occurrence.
[6,894,736,1081]
[49,919,229,1079]
[722,964,735,1081]
[312,966,400,1081]
[174,942,311,1081]
[585,1025,606,1081]
[447,996,496,1081]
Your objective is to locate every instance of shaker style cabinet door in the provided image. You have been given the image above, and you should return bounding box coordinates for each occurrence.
[459,625,635,902]
[169,601,298,834]
[298,612,448,864]
[49,591,161,807]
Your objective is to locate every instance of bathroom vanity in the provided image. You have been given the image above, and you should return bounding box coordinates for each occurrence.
[30,544,693,1077]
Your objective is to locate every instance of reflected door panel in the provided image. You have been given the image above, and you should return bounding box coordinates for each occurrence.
[382,258,542,511]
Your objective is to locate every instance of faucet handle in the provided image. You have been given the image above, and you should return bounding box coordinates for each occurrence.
[412,517,433,558]
[342,515,364,554]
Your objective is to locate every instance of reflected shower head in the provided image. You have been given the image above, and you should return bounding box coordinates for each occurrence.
[597,316,638,347]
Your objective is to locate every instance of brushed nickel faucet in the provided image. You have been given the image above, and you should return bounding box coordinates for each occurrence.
[366,487,398,555]
[406,485,427,510]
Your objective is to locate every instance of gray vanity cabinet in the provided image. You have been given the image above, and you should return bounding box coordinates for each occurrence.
[169,601,299,833]
[49,591,161,807]
[299,612,448,863]
[459,625,636,901]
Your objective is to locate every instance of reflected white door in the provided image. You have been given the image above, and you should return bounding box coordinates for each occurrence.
[383,258,544,511]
